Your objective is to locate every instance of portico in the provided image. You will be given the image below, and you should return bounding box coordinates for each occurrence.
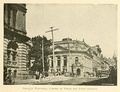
[48,54,85,77]
[48,55,68,74]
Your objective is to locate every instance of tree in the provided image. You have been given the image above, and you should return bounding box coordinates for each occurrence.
[29,35,52,75]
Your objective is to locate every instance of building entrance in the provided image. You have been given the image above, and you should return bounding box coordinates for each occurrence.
[76,68,81,75]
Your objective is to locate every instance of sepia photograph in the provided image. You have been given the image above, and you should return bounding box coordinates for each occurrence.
[3,3,117,86]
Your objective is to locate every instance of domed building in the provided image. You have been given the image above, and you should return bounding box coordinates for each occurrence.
[48,38,104,77]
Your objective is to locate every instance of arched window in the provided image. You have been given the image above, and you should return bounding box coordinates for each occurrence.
[75,57,79,64]
[7,37,18,61]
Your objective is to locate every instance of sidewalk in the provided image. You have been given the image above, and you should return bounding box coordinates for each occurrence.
[15,76,72,85]
[15,78,38,85]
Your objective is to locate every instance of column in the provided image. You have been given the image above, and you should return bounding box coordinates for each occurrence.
[56,56,58,67]
[24,13,26,30]
[21,12,24,31]
[69,55,72,73]
[60,56,63,72]
[13,10,17,28]
[15,11,19,30]
[49,57,51,67]
[67,56,70,72]
[10,10,13,27]
[4,5,8,24]
[16,11,21,30]
[7,6,11,25]
[53,56,56,72]
[48,57,51,72]
[22,13,26,31]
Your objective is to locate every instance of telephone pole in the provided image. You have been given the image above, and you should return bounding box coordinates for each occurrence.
[42,37,44,75]
[45,27,59,72]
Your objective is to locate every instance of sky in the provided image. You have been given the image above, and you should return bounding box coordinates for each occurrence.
[26,4,117,58]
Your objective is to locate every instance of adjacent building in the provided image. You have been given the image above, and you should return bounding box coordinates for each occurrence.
[4,4,30,78]
[48,38,106,77]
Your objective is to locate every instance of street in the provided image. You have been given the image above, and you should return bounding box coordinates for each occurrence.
[14,76,115,85]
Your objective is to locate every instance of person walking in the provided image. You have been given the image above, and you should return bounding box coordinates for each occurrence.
[35,70,39,79]
[5,68,12,84]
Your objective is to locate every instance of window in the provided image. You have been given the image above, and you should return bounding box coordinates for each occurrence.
[13,11,17,28]
[63,56,67,66]
[51,57,53,67]
[75,57,79,64]
[57,56,60,67]
[12,51,17,61]
[7,39,18,61]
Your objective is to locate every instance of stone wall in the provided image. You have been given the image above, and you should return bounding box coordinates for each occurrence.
[4,38,29,79]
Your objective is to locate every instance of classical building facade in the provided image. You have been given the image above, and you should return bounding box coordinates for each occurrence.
[48,38,105,77]
[4,4,30,78]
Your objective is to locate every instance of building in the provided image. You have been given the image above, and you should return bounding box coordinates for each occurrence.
[109,53,117,67]
[4,4,30,79]
[48,38,105,77]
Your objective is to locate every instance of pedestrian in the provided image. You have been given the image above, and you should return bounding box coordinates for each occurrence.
[14,69,17,78]
[6,68,12,84]
[35,70,39,79]
[39,73,43,82]
[39,73,42,78]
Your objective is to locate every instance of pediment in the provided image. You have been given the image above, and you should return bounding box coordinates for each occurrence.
[54,45,68,52]
[54,48,63,52]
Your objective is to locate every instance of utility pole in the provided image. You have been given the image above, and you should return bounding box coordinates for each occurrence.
[42,37,44,76]
[45,27,59,72]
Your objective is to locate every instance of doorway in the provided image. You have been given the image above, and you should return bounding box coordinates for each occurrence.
[76,68,81,75]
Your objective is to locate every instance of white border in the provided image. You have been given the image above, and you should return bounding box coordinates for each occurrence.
[0,0,119,92]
